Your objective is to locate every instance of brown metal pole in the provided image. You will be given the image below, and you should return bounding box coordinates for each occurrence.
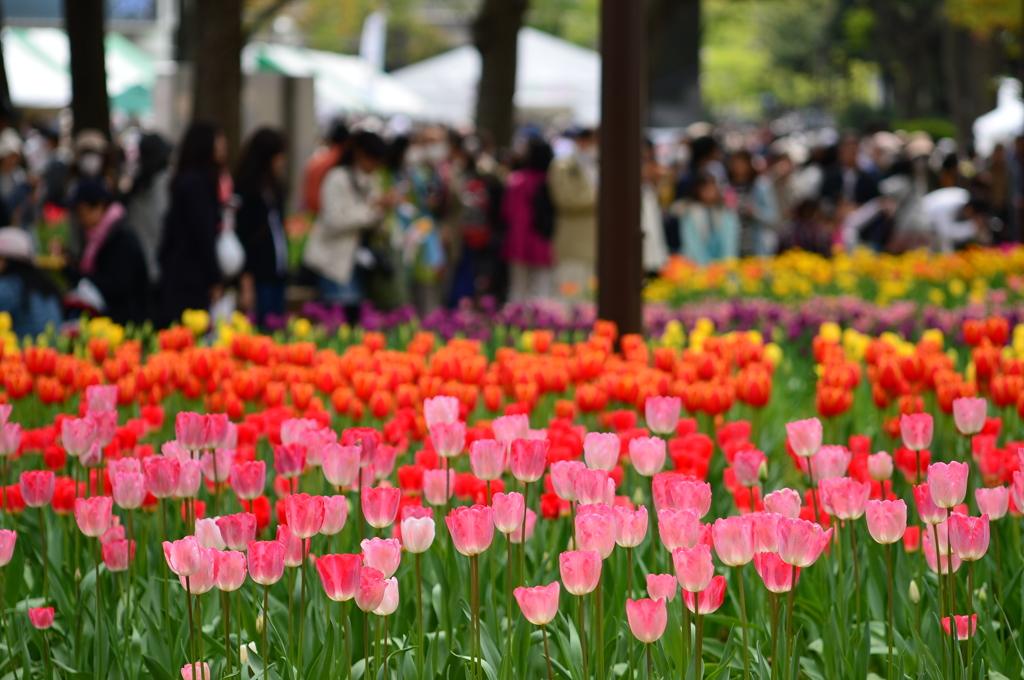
[598,0,644,337]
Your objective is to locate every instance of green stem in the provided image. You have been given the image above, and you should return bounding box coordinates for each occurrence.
[541,624,553,680]
[579,595,588,680]
[37,507,49,600]
[737,565,751,680]
[416,553,424,673]
[299,547,307,673]
[682,592,691,674]
[886,544,894,680]
[263,584,270,679]
[695,611,704,679]
[0,571,17,674]
[967,561,974,680]
[96,539,105,675]
[521,481,530,585]
[223,590,232,680]
[597,579,604,680]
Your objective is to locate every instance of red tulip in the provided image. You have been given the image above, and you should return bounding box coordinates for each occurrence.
[360,537,402,578]
[316,554,362,601]
[28,606,54,630]
[942,614,978,640]
[19,470,55,508]
[514,581,560,626]
[355,566,388,612]
[247,540,286,585]
[865,499,907,544]
[446,505,494,556]
[74,496,113,537]
[948,513,990,561]
[683,574,726,614]
[625,597,667,643]
[559,550,602,596]
[362,486,401,529]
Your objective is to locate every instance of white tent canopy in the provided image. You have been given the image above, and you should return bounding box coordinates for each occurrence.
[973,78,1023,157]
[243,42,429,120]
[390,27,601,127]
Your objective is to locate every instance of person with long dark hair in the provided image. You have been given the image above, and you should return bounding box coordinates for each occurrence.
[234,127,289,324]
[303,130,398,323]
[0,227,62,337]
[157,121,226,328]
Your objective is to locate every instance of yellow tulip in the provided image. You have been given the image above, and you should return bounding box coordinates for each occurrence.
[182,309,210,335]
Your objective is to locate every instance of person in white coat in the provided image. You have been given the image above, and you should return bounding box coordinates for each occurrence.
[303,131,399,321]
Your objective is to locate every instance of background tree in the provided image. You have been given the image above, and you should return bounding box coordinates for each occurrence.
[474,0,529,146]
[65,0,110,138]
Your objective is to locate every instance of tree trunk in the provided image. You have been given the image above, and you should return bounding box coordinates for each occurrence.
[474,0,528,147]
[0,0,11,111]
[647,0,700,127]
[65,0,110,138]
[193,0,243,159]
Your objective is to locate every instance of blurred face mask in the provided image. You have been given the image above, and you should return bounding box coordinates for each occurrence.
[78,152,103,177]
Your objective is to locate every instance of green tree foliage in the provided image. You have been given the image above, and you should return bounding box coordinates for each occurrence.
[946,0,1019,37]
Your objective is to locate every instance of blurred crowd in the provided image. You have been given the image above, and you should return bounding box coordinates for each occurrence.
[0,113,1016,338]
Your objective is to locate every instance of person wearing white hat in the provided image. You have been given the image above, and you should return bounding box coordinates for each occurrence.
[0,128,31,228]
[0,226,62,337]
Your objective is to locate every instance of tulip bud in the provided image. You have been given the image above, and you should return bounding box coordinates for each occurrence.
[908,580,920,604]
[75,568,82,584]
[977,584,987,605]
[256,613,264,634]
[758,460,769,484]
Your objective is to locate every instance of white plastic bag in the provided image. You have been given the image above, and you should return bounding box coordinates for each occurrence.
[217,196,245,278]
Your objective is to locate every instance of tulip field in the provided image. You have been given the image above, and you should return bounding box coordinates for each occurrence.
[0,309,1024,680]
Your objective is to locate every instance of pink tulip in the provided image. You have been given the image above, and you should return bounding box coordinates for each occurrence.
[319,495,349,536]
[422,469,456,506]
[28,606,54,629]
[733,449,766,487]
[101,525,125,544]
[550,460,586,501]
[179,547,216,594]
[216,513,257,550]
[654,476,712,516]
[362,486,401,529]
[355,567,388,612]
[214,550,248,591]
[19,470,54,508]
[777,517,832,567]
[202,413,230,449]
[930,520,953,555]
[401,516,436,553]
[914,484,948,524]
[751,513,784,552]
[361,537,402,578]
[374,577,400,616]
[181,662,211,680]
[75,496,113,537]
[492,414,530,445]
[316,554,363,601]
[84,384,117,412]
[111,471,147,510]
[280,418,317,446]
[163,535,202,576]
[575,506,616,559]
[469,439,506,480]
[953,397,987,436]
[195,518,226,550]
[753,552,799,593]
[88,411,116,447]
[429,421,466,458]
[144,456,181,499]
[285,493,325,539]
[322,444,360,487]
[763,489,802,519]
[786,418,822,457]
[808,445,851,480]
[613,505,648,548]
[683,574,726,614]
[109,458,141,476]
[928,462,969,508]
[492,492,526,534]
[975,487,1009,520]
[559,550,602,596]
[509,509,538,544]
[78,440,103,469]
[923,532,962,573]
[61,417,97,457]
[301,428,336,467]
[584,432,620,471]
[276,524,305,568]
[629,437,666,477]
[948,513,990,561]
[646,573,677,602]
[658,508,703,551]
[645,396,681,435]
[174,460,203,498]
[1013,471,1024,515]
[274,443,306,479]
[867,452,893,481]
[176,412,206,450]
[575,468,611,505]
[900,413,934,451]
[712,515,755,566]
[942,615,978,640]
[821,478,870,520]
[865,499,907,544]
[162,441,189,462]
[672,544,714,593]
[514,582,560,626]
[626,598,668,645]
[248,540,286,585]
[200,448,235,483]
[0,530,15,566]
[510,438,549,482]
[446,505,495,556]
[424,395,460,427]
[102,539,135,572]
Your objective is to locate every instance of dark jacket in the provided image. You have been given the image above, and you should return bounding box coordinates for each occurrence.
[821,165,880,206]
[72,218,150,325]
[157,169,221,327]
[236,188,287,285]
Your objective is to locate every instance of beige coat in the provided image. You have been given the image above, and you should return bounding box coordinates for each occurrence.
[303,166,383,285]
[548,155,598,266]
